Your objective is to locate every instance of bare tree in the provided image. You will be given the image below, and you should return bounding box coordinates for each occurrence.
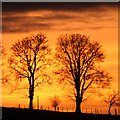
[8,33,51,109]
[55,34,111,113]
[104,90,118,115]
[49,95,61,111]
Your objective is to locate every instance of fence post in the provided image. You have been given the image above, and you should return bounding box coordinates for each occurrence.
[95,108,96,114]
[62,107,63,112]
[37,96,39,110]
[18,104,20,108]
[115,108,117,115]
[40,105,43,110]
[97,109,99,114]
[100,110,102,114]
[91,108,92,113]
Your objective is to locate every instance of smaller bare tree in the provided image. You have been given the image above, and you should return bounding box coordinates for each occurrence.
[49,95,61,111]
[104,90,118,115]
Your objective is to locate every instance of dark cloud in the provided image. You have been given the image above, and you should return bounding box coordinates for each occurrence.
[87,27,104,30]
[2,10,117,33]
[2,25,52,33]
[2,2,117,33]
[62,26,104,31]
[2,14,77,24]
[2,14,77,33]
[2,2,118,14]
[2,20,53,33]
[61,26,116,32]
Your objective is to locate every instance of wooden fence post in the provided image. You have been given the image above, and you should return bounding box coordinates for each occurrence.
[37,96,39,110]
[115,108,117,115]
[62,107,63,112]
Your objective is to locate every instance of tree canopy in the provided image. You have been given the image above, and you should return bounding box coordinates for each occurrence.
[8,33,51,109]
[55,34,111,113]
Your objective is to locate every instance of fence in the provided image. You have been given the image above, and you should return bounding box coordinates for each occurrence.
[16,104,118,115]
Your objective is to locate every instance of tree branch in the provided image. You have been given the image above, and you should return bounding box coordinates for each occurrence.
[11,66,28,78]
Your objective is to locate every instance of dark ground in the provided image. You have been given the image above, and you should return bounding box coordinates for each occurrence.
[1,107,120,120]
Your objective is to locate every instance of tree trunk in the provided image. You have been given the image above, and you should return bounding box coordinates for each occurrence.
[75,79,82,113]
[108,105,112,115]
[29,74,35,110]
[55,106,56,111]
[75,87,82,113]
[75,97,82,113]
[29,95,33,109]
[29,84,34,110]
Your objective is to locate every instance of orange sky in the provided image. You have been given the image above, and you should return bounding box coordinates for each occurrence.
[1,2,119,114]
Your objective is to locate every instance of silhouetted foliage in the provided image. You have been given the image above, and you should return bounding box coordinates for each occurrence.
[50,95,61,111]
[8,33,51,109]
[1,47,10,84]
[104,90,118,115]
[55,34,111,113]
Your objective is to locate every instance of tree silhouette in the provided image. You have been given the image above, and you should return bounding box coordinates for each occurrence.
[50,95,61,111]
[55,34,111,113]
[104,90,118,115]
[8,33,51,109]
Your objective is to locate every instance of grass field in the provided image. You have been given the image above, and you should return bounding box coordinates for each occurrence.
[1,107,120,120]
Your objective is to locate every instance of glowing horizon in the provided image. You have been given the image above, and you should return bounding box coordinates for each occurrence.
[1,2,118,115]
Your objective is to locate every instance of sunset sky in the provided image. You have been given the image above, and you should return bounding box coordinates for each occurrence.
[1,2,118,114]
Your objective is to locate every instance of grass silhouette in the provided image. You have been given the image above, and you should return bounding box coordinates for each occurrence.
[1,107,120,120]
